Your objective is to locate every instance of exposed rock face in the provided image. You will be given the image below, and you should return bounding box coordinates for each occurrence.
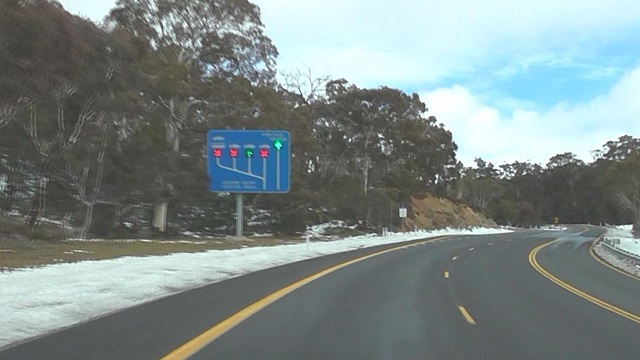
[405,194,497,229]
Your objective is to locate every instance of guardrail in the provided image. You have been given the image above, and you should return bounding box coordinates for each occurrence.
[601,237,640,264]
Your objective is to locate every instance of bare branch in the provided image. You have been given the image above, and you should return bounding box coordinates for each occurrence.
[279,67,330,105]
[615,177,640,220]
[61,99,94,152]
[0,103,17,129]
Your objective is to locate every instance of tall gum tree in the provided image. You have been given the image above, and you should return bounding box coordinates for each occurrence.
[107,0,278,232]
[319,81,457,225]
[0,0,113,226]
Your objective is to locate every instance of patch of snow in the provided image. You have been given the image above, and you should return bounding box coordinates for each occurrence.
[180,231,202,239]
[0,227,510,349]
[538,225,568,231]
[307,220,351,236]
[602,224,640,259]
[251,233,274,238]
[64,239,206,245]
[62,250,93,255]
[594,243,640,277]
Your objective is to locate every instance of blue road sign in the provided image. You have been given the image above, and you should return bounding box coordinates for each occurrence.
[207,129,290,193]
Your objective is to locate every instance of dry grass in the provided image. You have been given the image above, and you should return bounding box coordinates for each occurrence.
[0,235,310,270]
[0,213,371,271]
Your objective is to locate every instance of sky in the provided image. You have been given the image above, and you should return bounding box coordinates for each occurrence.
[57,0,640,167]
[0,226,513,349]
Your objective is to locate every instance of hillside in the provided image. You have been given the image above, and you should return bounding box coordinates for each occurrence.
[406,194,497,230]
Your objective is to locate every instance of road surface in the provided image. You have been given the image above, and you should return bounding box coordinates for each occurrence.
[2,227,640,359]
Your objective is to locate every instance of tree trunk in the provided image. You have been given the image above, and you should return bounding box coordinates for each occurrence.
[153,118,181,233]
[28,175,47,227]
[152,202,168,232]
[81,202,94,238]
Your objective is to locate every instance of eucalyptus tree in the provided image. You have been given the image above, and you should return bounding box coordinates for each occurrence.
[600,140,640,229]
[0,0,115,226]
[315,81,458,225]
[106,0,278,231]
[543,152,587,223]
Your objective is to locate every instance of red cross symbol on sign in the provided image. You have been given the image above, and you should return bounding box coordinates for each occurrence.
[213,148,222,158]
[229,148,239,158]
[260,148,269,158]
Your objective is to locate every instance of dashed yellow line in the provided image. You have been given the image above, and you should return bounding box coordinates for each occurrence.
[458,306,477,325]
[444,271,450,279]
[529,241,640,326]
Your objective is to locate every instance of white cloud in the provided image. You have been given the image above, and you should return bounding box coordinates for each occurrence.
[421,66,640,166]
[55,0,640,167]
[254,0,640,86]
[58,0,639,87]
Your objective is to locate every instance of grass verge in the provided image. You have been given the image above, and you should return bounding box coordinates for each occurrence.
[0,215,370,271]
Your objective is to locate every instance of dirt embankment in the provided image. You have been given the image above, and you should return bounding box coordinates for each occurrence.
[405,194,497,229]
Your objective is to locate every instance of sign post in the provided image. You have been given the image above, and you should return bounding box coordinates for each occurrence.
[207,130,291,237]
[236,193,244,237]
[399,205,407,232]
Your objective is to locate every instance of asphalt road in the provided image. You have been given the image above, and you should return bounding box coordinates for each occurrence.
[3,227,640,360]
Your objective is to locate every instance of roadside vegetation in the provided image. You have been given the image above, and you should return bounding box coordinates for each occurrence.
[1,0,639,247]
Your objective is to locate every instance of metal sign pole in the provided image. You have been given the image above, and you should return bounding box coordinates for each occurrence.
[236,193,244,237]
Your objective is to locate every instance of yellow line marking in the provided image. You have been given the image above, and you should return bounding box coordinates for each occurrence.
[161,236,449,359]
[469,247,475,251]
[444,271,449,279]
[452,256,458,261]
[529,241,640,326]
[589,235,640,281]
[458,306,476,325]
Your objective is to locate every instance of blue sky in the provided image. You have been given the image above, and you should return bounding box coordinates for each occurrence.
[58,0,640,167]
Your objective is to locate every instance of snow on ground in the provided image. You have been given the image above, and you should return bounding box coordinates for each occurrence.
[0,227,509,349]
[594,224,640,277]
[603,225,640,257]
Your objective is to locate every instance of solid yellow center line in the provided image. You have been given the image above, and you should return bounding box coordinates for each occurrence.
[530,241,640,326]
[444,271,450,279]
[458,305,477,325]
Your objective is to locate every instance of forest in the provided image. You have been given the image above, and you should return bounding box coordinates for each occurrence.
[1,0,639,238]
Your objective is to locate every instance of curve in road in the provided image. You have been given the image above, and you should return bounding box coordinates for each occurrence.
[2,227,640,360]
